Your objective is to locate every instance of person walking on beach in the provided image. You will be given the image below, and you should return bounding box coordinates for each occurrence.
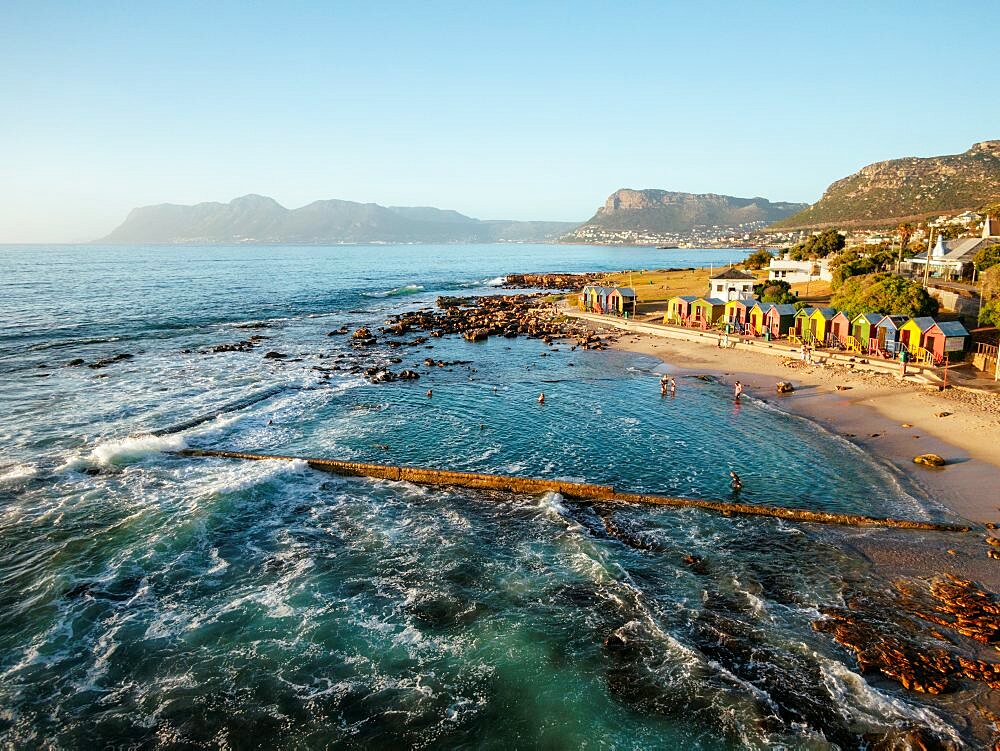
[730,471,743,492]
[734,381,743,402]
[899,348,909,378]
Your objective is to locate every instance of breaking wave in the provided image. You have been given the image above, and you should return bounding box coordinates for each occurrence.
[362,284,425,298]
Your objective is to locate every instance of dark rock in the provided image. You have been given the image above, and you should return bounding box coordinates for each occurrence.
[66,358,85,367]
[263,351,288,360]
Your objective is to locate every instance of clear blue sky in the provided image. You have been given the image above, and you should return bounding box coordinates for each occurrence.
[1,0,997,242]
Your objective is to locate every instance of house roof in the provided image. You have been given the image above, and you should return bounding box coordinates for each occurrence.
[709,267,757,281]
[913,237,994,264]
[934,320,969,337]
[906,316,937,332]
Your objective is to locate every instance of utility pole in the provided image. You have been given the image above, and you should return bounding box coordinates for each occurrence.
[922,228,934,288]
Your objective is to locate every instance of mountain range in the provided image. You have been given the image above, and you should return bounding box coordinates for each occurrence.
[770,141,1000,230]
[562,189,807,241]
[99,195,577,245]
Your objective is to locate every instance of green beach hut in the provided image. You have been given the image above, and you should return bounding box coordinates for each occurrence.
[690,297,726,328]
[849,313,882,352]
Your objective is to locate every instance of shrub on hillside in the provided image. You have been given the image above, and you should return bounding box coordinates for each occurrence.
[743,248,773,270]
[830,273,939,318]
[788,228,845,261]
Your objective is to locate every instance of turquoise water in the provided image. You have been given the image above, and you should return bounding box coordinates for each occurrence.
[0,245,962,748]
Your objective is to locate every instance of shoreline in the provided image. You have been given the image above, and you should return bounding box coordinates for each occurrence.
[599,324,1000,588]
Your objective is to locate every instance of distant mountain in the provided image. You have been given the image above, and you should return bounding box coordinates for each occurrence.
[770,141,1000,230]
[562,189,806,242]
[99,195,578,244]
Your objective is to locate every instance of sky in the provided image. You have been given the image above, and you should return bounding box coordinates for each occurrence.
[1,1,998,243]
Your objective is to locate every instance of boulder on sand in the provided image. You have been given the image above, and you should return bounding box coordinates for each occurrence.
[776,381,794,394]
[913,454,946,468]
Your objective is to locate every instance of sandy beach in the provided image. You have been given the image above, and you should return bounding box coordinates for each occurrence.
[594,322,1000,585]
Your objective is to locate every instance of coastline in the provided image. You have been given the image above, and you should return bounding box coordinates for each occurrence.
[603,326,1000,587]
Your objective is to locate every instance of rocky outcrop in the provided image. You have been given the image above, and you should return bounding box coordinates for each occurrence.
[913,453,946,467]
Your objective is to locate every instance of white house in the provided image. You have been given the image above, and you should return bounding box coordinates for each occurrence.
[708,267,756,301]
[904,216,999,280]
[768,256,832,284]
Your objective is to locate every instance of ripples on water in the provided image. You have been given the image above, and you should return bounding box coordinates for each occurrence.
[0,245,964,747]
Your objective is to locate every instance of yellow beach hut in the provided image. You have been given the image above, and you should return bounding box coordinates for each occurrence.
[898,316,937,356]
[723,298,758,333]
[748,301,773,336]
[664,295,697,325]
[808,307,837,345]
[607,287,637,317]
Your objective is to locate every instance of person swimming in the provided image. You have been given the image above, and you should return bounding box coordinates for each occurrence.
[538,392,545,404]
[730,470,743,491]
[426,389,432,398]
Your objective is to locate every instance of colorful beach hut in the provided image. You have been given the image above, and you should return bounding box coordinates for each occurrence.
[809,307,837,345]
[828,311,851,347]
[874,315,909,357]
[594,286,614,314]
[849,313,882,352]
[748,301,774,336]
[899,316,936,354]
[689,297,726,328]
[607,287,637,317]
[922,320,969,364]
[664,295,697,325]
[793,307,815,341]
[763,303,796,338]
[723,298,758,333]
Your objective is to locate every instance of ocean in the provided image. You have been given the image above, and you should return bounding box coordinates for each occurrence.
[0,244,963,748]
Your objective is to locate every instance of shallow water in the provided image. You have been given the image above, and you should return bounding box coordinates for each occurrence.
[0,244,966,748]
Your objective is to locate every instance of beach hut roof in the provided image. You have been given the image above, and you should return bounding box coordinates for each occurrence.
[908,316,937,332]
[679,295,698,302]
[595,286,614,294]
[702,297,726,306]
[769,304,797,315]
[935,320,969,337]
[795,306,816,317]
[852,312,882,325]
[811,307,837,319]
[877,315,908,329]
[614,287,636,298]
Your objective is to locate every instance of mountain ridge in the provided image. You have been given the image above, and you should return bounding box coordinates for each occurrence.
[562,189,807,243]
[99,195,578,245]
[770,141,1000,230]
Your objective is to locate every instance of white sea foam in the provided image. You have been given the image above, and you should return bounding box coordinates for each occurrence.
[0,463,38,486]
[362,284,425,298]
[88,434,188,467]
[482,276,506,287]
[199,459,308,497]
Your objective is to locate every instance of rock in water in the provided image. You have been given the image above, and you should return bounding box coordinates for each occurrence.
[913,454,946,468]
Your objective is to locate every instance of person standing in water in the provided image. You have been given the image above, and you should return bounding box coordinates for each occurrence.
[730,470,743,491]
[538,392,545,404]
[669,377,676,396]
[734,381,743,401]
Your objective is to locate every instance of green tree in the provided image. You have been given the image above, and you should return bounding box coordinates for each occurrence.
[788,228,845,261]
[830,273,939,318]
[751,279,796,304]
[972,242,1000,273]
[828,246,897,288]
[981,265,1000,301]
[980,299,1000,327]
[743,247,773,270]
